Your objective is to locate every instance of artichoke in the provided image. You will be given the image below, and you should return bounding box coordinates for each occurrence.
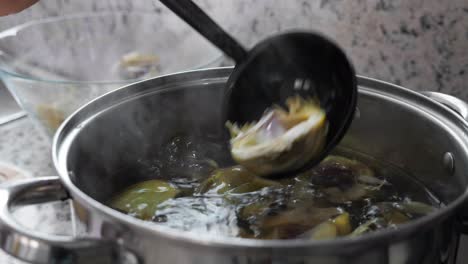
[227,95,328,176]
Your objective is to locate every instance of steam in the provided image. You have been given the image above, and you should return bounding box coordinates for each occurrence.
[72,72,233,201]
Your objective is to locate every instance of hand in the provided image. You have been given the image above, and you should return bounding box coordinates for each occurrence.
[0,0,39,16]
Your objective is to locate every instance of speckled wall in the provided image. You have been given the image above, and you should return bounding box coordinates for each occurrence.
[1,0,467,99]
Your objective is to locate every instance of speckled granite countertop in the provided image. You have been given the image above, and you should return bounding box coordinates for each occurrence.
[1,0,466,99]
[0,117,55,176]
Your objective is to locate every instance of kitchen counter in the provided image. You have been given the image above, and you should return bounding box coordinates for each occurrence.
[1,0,466,100]
[0,117,55,176]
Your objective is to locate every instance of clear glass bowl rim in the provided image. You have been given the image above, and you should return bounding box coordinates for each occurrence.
[0,12,224,85]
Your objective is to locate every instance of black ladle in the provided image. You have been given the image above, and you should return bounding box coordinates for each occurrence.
[159,0,357,177]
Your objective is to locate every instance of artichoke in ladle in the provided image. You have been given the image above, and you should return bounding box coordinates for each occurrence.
[227,95,328,176]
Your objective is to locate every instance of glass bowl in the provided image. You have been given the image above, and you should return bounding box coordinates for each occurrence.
[0,12,223,137]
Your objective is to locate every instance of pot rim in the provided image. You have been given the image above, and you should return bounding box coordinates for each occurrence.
[53,67,468,250]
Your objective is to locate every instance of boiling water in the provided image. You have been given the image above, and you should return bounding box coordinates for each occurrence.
[110,136,440,240]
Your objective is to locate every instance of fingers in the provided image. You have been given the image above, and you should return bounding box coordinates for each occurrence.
[0,0,39,16]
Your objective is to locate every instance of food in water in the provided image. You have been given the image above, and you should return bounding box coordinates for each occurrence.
[226,95,328,176]
[196,165,281,194]
[109,142,439,240]
[36,104,65,132]
[118,51,160,79]
[110,180,180,220]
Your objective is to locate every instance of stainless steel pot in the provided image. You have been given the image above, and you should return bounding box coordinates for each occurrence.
[1,67,468,264]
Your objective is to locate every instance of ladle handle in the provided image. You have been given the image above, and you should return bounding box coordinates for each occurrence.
[159,0,248,62]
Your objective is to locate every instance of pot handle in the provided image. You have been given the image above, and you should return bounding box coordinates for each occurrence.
[421,91,468,121]
[0,176,125,264]
[422,91,468,236]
